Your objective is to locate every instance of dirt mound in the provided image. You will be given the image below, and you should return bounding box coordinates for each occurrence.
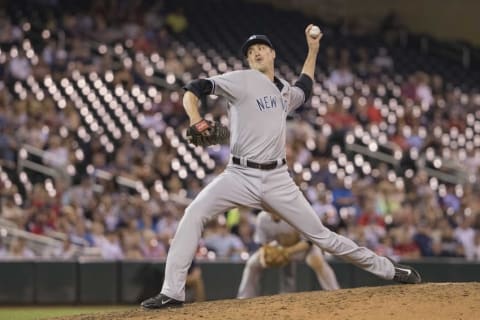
[58,282,480,320]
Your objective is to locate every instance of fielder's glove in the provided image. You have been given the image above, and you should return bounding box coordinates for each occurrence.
[186,119,230,147]
[259,244,290,268]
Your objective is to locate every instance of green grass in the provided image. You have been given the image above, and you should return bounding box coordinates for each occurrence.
[0,306,134,320]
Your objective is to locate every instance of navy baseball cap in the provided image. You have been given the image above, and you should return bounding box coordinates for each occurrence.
[241,35,274,57]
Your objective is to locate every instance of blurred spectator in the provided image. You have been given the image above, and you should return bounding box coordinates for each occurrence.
[204,220,246,260]
[441,185,461,214]
[354,47,370,78]
[6,238,35,259]
[26,207,55,235]
[53,238,78,259]
[0,121,17,164]
[156,27,172,52]
[237,220,257,254]
[416,73,434,106]
[401,75,417,101]
[64,176,95,211]
[0,238,7,259]
[328,62,354,87]
[186,178,203,199]
[165,8,188,33]
[1,194,24,225]
[463,149,480,176]
[141,229,167,259]
[138,108,165,132]
[156,207,179,247]
[372,47,394,71]
[312,190,340,230]
[413,220,434,257]
[374,235,396,258]
[19,117,49,149]
[42,135,69,168]
[391,225,421,259]
[164,49,185,76]
[432,218,464,257]
[474,232,480,261]
[454,217,476,260]
[185,261,206,302]
[121,219,143,257]
[114,66,134,89]
[8,51,31,81]
[325,101,357,132]
[358,193,383,226]
[331,178,356,215]
[100,230,124,260]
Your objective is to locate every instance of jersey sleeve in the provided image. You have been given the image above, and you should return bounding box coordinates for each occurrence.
[207,71,245,102]
[287,83,306,113]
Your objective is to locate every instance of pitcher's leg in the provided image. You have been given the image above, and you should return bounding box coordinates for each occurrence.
[237,250,263,299]
[161,203,209,301]
[162,170,260,301]
[262,171,395,280]
[305,246,340,291]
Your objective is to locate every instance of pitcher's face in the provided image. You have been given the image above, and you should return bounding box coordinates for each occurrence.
[247,44,275,73]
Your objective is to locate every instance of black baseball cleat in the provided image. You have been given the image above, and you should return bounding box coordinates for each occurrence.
[388,258,422,284]
[141,293,184,309]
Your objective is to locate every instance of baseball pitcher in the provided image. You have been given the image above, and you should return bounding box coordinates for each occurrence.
[237,211,339,299]
[141,24,421,309]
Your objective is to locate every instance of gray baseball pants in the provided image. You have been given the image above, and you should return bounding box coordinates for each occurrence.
[161,163,395,301]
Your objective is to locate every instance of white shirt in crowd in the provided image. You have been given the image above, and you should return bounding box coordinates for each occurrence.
[454,226,476,260]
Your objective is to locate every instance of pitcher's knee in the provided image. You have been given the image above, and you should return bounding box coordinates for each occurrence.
[303,223,333,242]
[183,203,211,225]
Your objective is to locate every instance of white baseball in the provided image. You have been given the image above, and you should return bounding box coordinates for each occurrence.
[309,25,321,38]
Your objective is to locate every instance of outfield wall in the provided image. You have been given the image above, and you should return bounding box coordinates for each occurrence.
[0,259,479,304]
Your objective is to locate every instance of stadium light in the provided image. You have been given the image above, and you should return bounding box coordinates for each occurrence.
[293,162,302,174]
[179,168,187,179]
[361,134,371,145]
[368,142,378,152]
[345,164,354,174]
[103,92,116,103]
[354,154,364,167]
[106,143,114,153]
[196,168,205,179]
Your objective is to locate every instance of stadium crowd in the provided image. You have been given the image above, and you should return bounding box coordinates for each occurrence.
[1,0,480,263]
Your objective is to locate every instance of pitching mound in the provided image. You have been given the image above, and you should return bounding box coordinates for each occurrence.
[59,282,480,320]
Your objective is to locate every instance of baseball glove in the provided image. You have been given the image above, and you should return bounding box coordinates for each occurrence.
[259,244,290,268]
[186,119,230,147]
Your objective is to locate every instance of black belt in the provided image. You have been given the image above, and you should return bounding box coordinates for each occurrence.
[232,156,286,170]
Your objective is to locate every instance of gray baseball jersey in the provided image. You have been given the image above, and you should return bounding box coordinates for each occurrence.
[208,70,304,161]
[160,70,395,301]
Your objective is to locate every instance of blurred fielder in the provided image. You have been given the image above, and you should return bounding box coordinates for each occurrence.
[237,211,339,298]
